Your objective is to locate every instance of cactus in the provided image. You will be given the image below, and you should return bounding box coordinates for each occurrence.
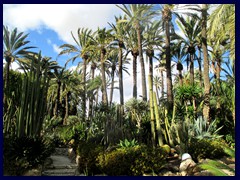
[148,75,156,147]
[15,52,50,137]
[153,92,163,146]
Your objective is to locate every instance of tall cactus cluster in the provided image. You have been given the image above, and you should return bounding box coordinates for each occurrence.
[5,52,50,138]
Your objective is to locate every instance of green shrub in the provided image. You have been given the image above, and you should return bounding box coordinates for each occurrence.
[76,141,104,175]
[4,135,54,175]
[188,138,228,162]
[118,138,138,148]
[97,145,167,176]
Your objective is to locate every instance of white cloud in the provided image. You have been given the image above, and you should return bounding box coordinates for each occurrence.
[52,44,61,54]
[3,4,122,44]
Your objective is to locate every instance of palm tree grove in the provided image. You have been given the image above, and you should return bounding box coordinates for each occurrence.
[3,4,235,176]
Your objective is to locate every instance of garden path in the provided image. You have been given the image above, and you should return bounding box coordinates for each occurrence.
[42,148,80,176]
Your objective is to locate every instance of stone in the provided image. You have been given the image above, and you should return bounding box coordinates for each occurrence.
[179,159,196,172]
[23,168,42,176]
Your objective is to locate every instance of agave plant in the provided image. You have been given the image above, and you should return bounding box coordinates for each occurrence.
[118,138,138,148]
[189,116,223,140]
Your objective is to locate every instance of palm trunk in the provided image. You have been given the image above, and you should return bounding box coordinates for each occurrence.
[118,43,124,105]
[198,47,203,87]
[132,51,138,98]
[109,68,115,106]
[3,59,11,112]
[202,4,210,123]
[190,54,194,85]
[100,49,108,106]
[88,63,96,119]
[82,57,87,122]
[179,70,183,86]
[165,20,174,111]
[63,93,68,125]
[160,70,164,100]
[54,80,61,117]
[136,22,147,101]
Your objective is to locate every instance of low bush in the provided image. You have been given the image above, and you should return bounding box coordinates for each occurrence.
[188,138,229,162]
[97,145,167,176]
[4,135,55,175]
[76,141,104,175]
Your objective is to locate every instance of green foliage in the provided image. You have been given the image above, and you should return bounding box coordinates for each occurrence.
[97,145,167,176]
[189,116,223,140]
[198,147,235,176]
[188,138,228,162]
[76,141,104,175]
[118,138,138,148]
[4,135,55,175]
[53,122,87,147]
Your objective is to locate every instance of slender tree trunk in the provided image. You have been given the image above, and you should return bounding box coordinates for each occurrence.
[82,57,87,122]
[160,70,164,100]
[3,59,11,112]
[100,49,108,106]
[202,4,210,123]
[198,47,203,87]
[179,70,183,86]
[118,43,124,105]
[88,63,96,119]
[63,93,68,125]
[136,22,147,101]
[190,54,194,85]
[109,67,115,106]
[54,81,61,117]
[132,52,138,98]
[165,20,173,111]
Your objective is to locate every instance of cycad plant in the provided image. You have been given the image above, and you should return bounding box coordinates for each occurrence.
[198,146,235,176]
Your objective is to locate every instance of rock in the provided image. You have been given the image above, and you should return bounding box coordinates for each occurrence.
[181,153,192,161]
[170,148,177,154]
[228,163,235,170]
[23,168,42,176]
[76,155,81,165]
[194,170,213,176]
[179,159,196,173]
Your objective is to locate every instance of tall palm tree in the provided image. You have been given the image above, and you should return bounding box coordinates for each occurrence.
[161,4,201,111]
[175,15,201,85]
[171,42,186,86]
[109,15,128,105]
[3,26,35,107]
[124,27,139,99]
[117,4,156,101]
[59,28,93,122]
[162,4,174,111]
[105,52,129,106]
[88,28,114,106]
[202,4,211,123]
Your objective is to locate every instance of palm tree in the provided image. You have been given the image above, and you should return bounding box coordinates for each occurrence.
[161,4,201,111]
[209,4,235,62]
[88,28,114,106]
[124,27,139,99]
[202,4,211,123]
[175,15,201,85]
[59,28,93,122]
[106,52,129,106]
[109,15,128,105]
[171,42,186,86]
[117,4,156,101]
[161,4,174,111]
[3,26,35,108]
